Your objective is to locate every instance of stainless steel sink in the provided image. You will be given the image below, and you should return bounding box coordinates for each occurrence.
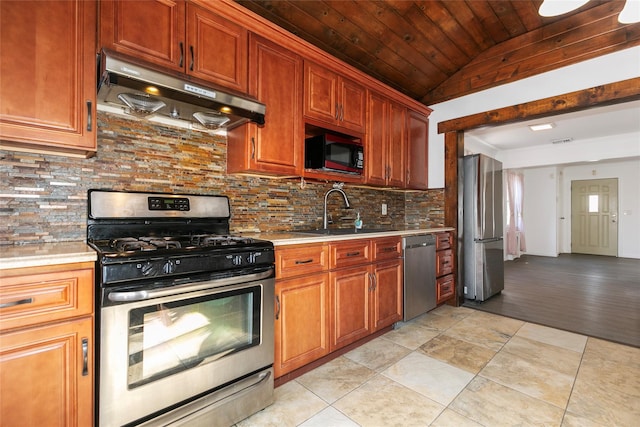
[296,228,397,235]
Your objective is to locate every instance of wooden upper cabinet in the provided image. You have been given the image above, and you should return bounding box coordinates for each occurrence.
[0,0,97,157]
[227,34,302,175]
[186,2,247,92]
[100,0,186,72]
[100,0,248,93]
[365,91,406,187]
[304,61,366,134]
[406,110,429,190]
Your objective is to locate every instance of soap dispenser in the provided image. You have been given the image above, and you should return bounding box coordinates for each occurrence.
[354,212,363,230]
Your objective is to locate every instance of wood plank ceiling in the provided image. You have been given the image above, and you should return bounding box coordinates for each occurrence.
[235,0,640,105]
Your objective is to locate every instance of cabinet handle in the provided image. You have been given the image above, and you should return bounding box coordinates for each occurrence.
[81,338,89,376]
[179,42,184,67]
[294,259,313,264]
[0,297,33,309]
[382,247,396,252]
[335,103,339,120]
[275,295,281,320]
[251,137,256,159]
[190,45,194,71]
[346,251,360,257]
[368,273,374,291]
[340,104,345,121]
[86,101,92,132]
[372,273,378,291]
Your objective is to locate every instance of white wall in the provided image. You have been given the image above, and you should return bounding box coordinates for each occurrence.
[427,46,640,188]
[521,167,559,257]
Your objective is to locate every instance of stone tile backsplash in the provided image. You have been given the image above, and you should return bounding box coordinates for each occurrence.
[0,112,444,245]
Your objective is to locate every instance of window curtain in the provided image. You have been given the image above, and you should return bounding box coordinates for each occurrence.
[506,171,526,256]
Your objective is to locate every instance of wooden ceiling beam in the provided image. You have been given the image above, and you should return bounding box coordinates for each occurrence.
[437,77,640,134]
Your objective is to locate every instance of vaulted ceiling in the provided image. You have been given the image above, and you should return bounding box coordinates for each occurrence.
[236,0,640,105]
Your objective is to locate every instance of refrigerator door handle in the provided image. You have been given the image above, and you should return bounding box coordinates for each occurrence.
[474,237,503,243]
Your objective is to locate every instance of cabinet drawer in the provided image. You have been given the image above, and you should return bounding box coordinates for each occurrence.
[372,237,402,261]
[276,244,328,279]
[436,274,455,303]
[0,263,94,332]
[436,249,453,276]
[435,232,452,250]
[329,240,371,269]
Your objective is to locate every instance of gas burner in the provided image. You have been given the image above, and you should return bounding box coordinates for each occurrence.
[191,235,254,247]
[109,237,182,252]
[139,237,182,250]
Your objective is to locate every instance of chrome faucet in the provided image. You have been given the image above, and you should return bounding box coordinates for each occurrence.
[323,183,351,229]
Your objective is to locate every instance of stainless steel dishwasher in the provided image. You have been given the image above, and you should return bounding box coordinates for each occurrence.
[403,234,437,321]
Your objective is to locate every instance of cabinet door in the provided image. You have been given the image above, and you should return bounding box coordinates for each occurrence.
[371,260,403,331]
[275,274,329,378]
[186,3,247,92]
[406,110,429,190]
[387,102,407,187]
[227,35,302,175]
[0,0,96,156]
[365,92,388,186]
[329,266,371,351]
[339,77,366,134]
[304,62,338,124]
[100,0,185,72]
[0,317,93,427]
[437,274,455,304]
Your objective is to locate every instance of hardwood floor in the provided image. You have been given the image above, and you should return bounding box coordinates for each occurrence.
[464,254,640,348]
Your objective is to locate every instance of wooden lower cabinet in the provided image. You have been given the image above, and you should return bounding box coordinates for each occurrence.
[274,273,329,378]
[435,231,456,304]
[330,259,403,352]
[371,259,403,330]
[274,237,402,379]
[0,262,95,427]
[0,317,93,427]
[329,266,371,351]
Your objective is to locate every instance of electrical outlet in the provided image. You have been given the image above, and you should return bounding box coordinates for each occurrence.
[464,286,468,294]
[381,203,387,215]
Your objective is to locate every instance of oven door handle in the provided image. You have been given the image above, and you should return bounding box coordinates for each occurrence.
[107,269,274,302]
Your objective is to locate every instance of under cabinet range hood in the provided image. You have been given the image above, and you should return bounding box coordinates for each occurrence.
[97,50,265,130]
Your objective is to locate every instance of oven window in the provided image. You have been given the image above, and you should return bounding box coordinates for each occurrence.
[127,286,261,388]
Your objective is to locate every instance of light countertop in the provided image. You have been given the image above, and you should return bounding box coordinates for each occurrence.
[241,227,454,246]
[0,241,97,271]
[0,228,454,270]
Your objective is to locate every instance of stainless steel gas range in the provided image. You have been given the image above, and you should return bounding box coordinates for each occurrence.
[87,190,275,427]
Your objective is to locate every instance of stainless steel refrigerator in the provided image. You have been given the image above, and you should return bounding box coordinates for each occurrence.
[463,154,504,301]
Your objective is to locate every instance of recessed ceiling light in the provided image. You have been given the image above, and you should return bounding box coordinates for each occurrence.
[529,123,556,131]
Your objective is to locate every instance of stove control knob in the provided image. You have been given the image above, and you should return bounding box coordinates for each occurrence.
[233,255,243,266]
[246,253,258,264]
[140,261,156,277]
[163,260,176,274]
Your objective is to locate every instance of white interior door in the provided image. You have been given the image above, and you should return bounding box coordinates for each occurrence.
[571,178,618,256]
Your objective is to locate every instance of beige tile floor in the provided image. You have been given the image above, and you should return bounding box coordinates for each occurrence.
[237,305,640,427]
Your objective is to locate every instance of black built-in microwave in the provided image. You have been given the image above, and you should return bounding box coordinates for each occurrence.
[305,133,364,174]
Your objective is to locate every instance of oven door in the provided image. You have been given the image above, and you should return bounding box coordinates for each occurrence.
[98,270,274,427]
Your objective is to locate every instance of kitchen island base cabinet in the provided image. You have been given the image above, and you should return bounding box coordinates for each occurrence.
[274,274,329,378]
